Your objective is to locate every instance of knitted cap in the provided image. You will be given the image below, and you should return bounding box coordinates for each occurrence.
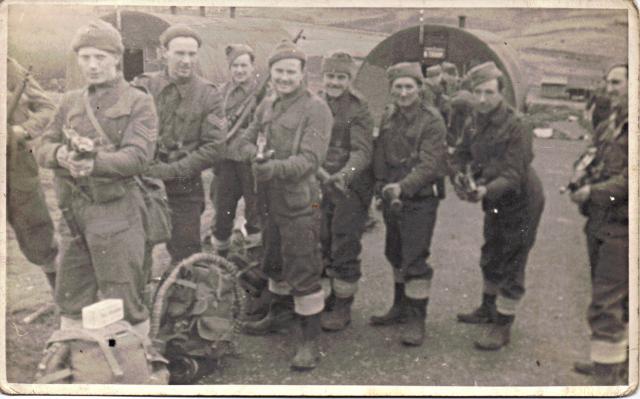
[160,24,202,48]
[321,50,356,76]
[71,19,124,54]
[268,40,306,67]
[225,44,255,65]
[425,64,442,78]
[466,61,503,88]
[386,62,423,84]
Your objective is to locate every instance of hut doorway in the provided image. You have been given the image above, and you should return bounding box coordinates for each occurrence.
[123,48,144,81]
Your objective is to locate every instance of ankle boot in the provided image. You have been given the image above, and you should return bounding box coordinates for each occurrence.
[291,313,321,371]
[593,362,625,385]
[573,360,595,375]
[321,296,353,332]
[240,289,272,322]
[401,298,428,346]
[241,294,295,335]
[457,293,496,324]
[474,312,513,350]
[370,283,407,326]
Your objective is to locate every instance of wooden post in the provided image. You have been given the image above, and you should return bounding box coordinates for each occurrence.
[170,6,177,15]
[230,7,236,18]
[199,6,206,17]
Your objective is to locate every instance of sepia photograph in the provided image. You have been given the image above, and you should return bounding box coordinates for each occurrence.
[1,0,637,396]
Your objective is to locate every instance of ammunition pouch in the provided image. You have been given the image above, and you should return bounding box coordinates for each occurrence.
[80,177,128,204]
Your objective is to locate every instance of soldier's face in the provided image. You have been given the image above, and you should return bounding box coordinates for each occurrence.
[230,54,255,84]
[164,37,199,80]
[271,59,304,95]
[322,72,351,98]
[77,47,119,85]
[473,79,502,114]
[606,66,628,107]
[391,77,420,108]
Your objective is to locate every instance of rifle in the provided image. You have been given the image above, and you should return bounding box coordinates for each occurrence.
[225,29,305,143]
[560,147,602,194]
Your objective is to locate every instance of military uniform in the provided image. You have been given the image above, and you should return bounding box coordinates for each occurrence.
[133,70,226,263]
[583,107,628,378]
[318,86,374,330]
[210,78,261,253]
[7,58,58,281]
[370,63,448,346]
[453,100,545,346]
[36,75,158,325]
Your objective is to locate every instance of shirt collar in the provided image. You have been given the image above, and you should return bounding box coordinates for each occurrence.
[88,74,126,96]
[398,99,420,122]
[274,84,305,110]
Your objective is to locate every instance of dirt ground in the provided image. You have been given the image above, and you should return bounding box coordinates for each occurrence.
[5,137,605,387]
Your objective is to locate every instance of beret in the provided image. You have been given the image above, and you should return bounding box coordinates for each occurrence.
[321,50,356,76]
[71,19,124,54]
[160,24,202,48]
[386,62,423,84]
[226,43,254,65]
[425,64,442,78]
[268,40,306,67]
[466,61,503,88]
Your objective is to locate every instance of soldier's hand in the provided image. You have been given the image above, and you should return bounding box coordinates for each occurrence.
[9,125,30,147]
[468,185,487,203]
[145,162,174,180]
[252,160,278,182]
[324,173,347,193]
[67,155,95,178]
[382,183,401,201]
[570,184,591,204]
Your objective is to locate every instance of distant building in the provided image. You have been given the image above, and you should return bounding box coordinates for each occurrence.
[540,76,568,99]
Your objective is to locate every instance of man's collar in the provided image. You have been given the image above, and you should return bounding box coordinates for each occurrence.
[88,74,125,94]
[398,99,420,121]
[274,85,305,108]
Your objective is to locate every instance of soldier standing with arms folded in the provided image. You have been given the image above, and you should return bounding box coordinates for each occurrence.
[35,20,158,332]
[569,64,628,385]
[370,62,447,347]
[317,51,374,332]
[133,25,226,264]
[7,57,59,294]
[232,40,333,370]
[452,61,544,350]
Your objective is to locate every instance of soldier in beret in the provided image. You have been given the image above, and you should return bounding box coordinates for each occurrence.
[232,40,333,370]
[7,57,59,295]
[570,64,628,384]
[133,24,227,264]
[370,62,448,347]
[36,20,158,332]
[317,50,374,332]
[452,61,545,350]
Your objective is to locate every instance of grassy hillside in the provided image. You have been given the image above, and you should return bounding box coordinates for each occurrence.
[7,5,628,90]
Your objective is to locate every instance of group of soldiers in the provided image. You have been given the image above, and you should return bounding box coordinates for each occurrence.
[6,17,628,383]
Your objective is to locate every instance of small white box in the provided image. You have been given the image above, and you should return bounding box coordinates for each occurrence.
[82,299,124,330]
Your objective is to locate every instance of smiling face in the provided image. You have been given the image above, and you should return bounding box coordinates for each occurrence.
[472,78,502,114]
[606,66,628,108]
[164,36,199,80]
[230,53,255,85]
[391,77,420,108]
[77,47,119,85]
[322,72,351,98]
[270,58,304,95]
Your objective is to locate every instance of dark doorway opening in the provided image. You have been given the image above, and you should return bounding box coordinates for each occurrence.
[123,48,144,81]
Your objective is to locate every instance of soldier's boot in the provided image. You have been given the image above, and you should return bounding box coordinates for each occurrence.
[593,362,626,385]
[401,298,428,346]
[291,313,321,371]
[473,312,514,350]
[321,296,353,332]
[573,361,595,376]
[457,293,496,324]
[240,289,272,322]
[370,283,408,326]
[240,294,296,335]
